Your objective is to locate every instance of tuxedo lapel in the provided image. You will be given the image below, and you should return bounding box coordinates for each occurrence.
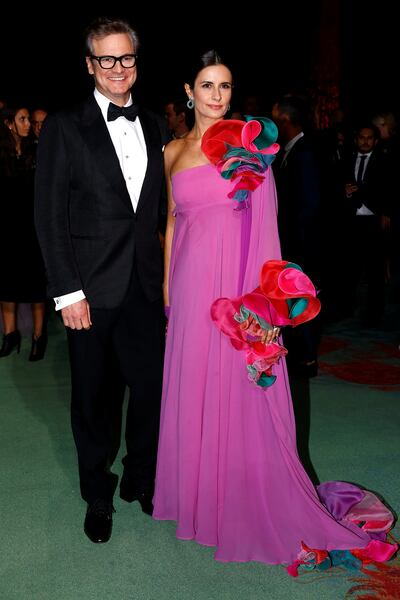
[77,96,133,212]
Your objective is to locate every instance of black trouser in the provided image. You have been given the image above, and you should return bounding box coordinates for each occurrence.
[67,269,164,504]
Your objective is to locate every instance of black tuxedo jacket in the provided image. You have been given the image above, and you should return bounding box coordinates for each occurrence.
[272,135,321,280]
[343,150,390,217]
[34,95,169,308]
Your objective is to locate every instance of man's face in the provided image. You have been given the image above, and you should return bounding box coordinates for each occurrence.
[31,110,48,138]
[86,33,137,105]
[356,128,377,154]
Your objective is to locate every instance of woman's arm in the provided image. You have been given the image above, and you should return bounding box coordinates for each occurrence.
[163,145,177,309]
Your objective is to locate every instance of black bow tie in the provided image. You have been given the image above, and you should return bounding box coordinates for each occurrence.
[107,102,139,122]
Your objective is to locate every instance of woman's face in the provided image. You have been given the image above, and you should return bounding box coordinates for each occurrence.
[188,64,232,119]
[11,109,31,137]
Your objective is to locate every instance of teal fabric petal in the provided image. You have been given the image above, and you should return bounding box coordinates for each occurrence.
[233,305,250,323]
[288,298,308,318]
[329,550,362,571]
[243,116,278,149]
[257,373,276,387]
[261,153,277,167]
[247,364,258,378]
[315,557,332,571]
[234,190,248,201]
[299,561,317,572]
[286,262,303,271]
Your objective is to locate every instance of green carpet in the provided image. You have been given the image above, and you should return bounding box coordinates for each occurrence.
[0,312,399,600]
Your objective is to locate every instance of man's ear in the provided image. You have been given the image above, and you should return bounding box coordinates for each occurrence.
[86,56,94,76]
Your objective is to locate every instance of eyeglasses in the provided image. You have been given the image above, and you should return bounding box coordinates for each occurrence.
[90,54,137,69]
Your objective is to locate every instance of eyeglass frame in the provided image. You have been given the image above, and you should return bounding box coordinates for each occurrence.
[89,54,137,69]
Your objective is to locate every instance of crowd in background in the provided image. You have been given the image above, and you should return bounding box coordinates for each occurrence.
[0,91,399,368]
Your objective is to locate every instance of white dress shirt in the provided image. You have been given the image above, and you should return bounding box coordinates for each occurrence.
[54,89,148,310]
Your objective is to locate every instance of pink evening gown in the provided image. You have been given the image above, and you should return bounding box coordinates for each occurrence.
[153,163,394,567]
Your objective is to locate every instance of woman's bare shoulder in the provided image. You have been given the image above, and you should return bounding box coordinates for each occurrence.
[164,139,186,172]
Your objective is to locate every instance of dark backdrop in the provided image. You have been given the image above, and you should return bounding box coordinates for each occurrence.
[1,3,397,119]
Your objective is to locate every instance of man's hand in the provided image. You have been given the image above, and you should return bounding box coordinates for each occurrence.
[61,299,92,330]
[345,183,358,197]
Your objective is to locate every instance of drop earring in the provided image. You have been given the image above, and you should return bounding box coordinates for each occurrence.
[187,98,194,109]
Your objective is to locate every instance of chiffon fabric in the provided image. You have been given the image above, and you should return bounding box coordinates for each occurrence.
[153,164,394,566]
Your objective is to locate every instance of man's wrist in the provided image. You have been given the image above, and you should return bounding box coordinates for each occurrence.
[54,290,86,311]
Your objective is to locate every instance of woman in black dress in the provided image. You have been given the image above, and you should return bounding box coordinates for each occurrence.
[0,105,47,360]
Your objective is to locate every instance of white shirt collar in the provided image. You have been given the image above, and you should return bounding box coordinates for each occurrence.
[93,88,133,121]
[285,131,304,152]
[357,151,372,158]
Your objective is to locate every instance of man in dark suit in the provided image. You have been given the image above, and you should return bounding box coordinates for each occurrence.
[343,123,390,324]
[272,95,322,378]
[35,17,169,543]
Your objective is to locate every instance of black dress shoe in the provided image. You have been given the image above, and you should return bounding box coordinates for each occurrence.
[84,499,115,543]
[0,330,21,357]
[120,486,154,516]
[29,333,48,362]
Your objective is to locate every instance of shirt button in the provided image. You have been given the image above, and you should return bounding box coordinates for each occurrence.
[128,176,132,180]
[56,299,60,304]
[125,155,129,159]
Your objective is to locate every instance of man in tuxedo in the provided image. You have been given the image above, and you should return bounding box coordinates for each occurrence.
[272,95,322,378]
[35,17,168,543]
[344,123,390,324]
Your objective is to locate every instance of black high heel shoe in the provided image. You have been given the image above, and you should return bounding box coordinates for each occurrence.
[29,334,48,362]
[0,330,22,357]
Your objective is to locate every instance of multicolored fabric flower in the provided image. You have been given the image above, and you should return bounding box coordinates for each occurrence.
[287,481,398,577]
[259,260,321,327]
[201,116,279,206]
[211,260,321,387]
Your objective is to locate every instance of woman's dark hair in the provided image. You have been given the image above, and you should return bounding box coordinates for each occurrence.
[0,106,35,175]
[185,50,230,89]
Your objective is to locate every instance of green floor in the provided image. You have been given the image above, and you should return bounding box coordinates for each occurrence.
[0,313,399,600]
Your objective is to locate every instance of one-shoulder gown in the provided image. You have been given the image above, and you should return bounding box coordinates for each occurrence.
[153,164,392,565]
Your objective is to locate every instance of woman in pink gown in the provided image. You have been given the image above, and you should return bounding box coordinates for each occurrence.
[153,51,397,573]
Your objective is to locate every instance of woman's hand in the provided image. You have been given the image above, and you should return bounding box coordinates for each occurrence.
[260,326,280,344]
[239,314,280,344]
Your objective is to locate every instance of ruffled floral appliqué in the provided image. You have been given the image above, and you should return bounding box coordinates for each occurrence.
[288,481,398,577]
[201,116,279,207]
[211,260,321,387]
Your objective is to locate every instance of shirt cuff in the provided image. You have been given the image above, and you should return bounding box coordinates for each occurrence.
[54,290,86,311]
